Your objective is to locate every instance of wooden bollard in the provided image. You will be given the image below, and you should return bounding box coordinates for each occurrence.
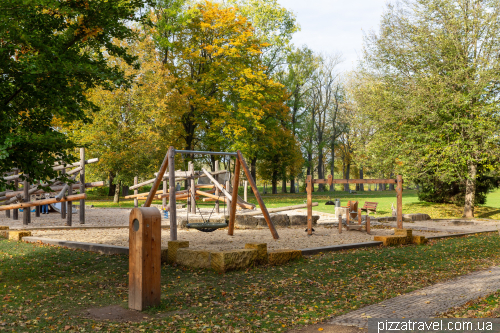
[129,207,161,311]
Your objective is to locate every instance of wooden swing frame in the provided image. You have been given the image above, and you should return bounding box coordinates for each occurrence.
[306,174,403,235]
[143,147,280,240]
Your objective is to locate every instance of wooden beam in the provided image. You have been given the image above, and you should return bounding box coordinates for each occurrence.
[189,162,196,214]
[237,151,279,240]
[396,175,403,229]
[168,147,177,241]
[238,202,318,216]
[144,148,169,208]
[12,169,18,220]
[228,157,240,236]
[201,169,233,200]
[1,181,104,200]
[215,161,220,213]
[61,169,66,219]
[306,175,313,235]
[80,148,85,224]
[51,158,99,172]
[23,176,30,226]
[0,194,86,212]
[55,173,78,201]
[313,178,397,184]
[366,216,371,235]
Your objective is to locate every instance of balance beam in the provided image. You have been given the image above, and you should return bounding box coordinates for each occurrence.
[0,194,86,211]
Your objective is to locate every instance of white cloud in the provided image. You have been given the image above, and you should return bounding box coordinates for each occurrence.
[277,0,389,72]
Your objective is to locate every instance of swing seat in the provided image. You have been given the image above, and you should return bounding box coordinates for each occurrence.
[186,222,228,232]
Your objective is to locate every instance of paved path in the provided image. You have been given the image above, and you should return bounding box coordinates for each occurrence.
[329,266,500,328]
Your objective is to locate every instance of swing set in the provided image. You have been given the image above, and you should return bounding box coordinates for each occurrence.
[143,147,280,240]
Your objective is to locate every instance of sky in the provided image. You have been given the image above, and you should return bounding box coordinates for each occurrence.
[277,0,389,72]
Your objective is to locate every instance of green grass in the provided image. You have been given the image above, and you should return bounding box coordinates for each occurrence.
[2,233,500,332]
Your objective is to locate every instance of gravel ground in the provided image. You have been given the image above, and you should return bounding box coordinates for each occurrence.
[0,207,492,251]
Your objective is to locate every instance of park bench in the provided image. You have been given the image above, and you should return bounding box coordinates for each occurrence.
[361,201,378,214]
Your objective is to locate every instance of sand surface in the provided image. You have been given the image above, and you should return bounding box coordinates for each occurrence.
[0,207,479,251]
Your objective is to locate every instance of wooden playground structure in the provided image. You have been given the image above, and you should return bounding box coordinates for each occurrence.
[0,148,103,226]
[140,147,280,240]
[305,174,404,235]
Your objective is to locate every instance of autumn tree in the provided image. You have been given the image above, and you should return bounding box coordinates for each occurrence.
[61,31,184,200]
[0,0,151,188]
[356,0,500,216]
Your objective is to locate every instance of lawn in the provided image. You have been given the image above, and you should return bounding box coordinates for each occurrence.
[82,187,500,220]
[1,233,500,332]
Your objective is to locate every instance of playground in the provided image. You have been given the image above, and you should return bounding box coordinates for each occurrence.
[3,147,500,332]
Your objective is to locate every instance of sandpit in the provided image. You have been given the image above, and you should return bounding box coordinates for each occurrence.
[29,226,445,251]
[1,207,494,251]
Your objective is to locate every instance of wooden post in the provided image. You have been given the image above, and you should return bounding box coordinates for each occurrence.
[5,178,10,218]
[189,162,196,214]
[237,151,279,240]
[228,158,240,236]
[162,179,167,209]
[61,168,66,219]
[214,161,220,213]
[23,176,30,225]
[366,216,371,235]
[244,180,248,202]
[346,208,350,226]
[396,175,403,229]
[338,214,342,234]
[168,148,177,241]
[80,148,85,224]
[67,183,72,226]
[358,208,362,225]
[306,175,313,235]
[13,170,18,220]
[35,204,40,217]
[129,207,161,311]
[134,176,139,208]
[225,180,231,205]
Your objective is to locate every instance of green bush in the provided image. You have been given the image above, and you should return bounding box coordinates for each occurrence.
[417,174,500,206]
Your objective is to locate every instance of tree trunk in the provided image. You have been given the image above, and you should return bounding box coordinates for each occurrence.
[108,172,116,196]
[122,185,129,197]
[113,180,121,203]
[211,155,216,172]
[389,172,395,191]
[359,167,364,191]
[272,170,278,194]
[318,147,324,191]
[343,163,350,192]
[330,145,335,191]
[251,158,257,183]
[282,175,287,193]
[290,178,295,193]
[463,161,477,218]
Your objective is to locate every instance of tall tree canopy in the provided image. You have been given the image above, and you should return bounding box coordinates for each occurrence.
[354,0,500,216]
[0,0,150,187]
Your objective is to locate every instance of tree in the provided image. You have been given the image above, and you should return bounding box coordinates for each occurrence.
[60,31,184,200]
[356,0,500,216]
[0,0,151,188]
[226,0,299,75]
[309,54,342,191]
[277,46,316,192]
